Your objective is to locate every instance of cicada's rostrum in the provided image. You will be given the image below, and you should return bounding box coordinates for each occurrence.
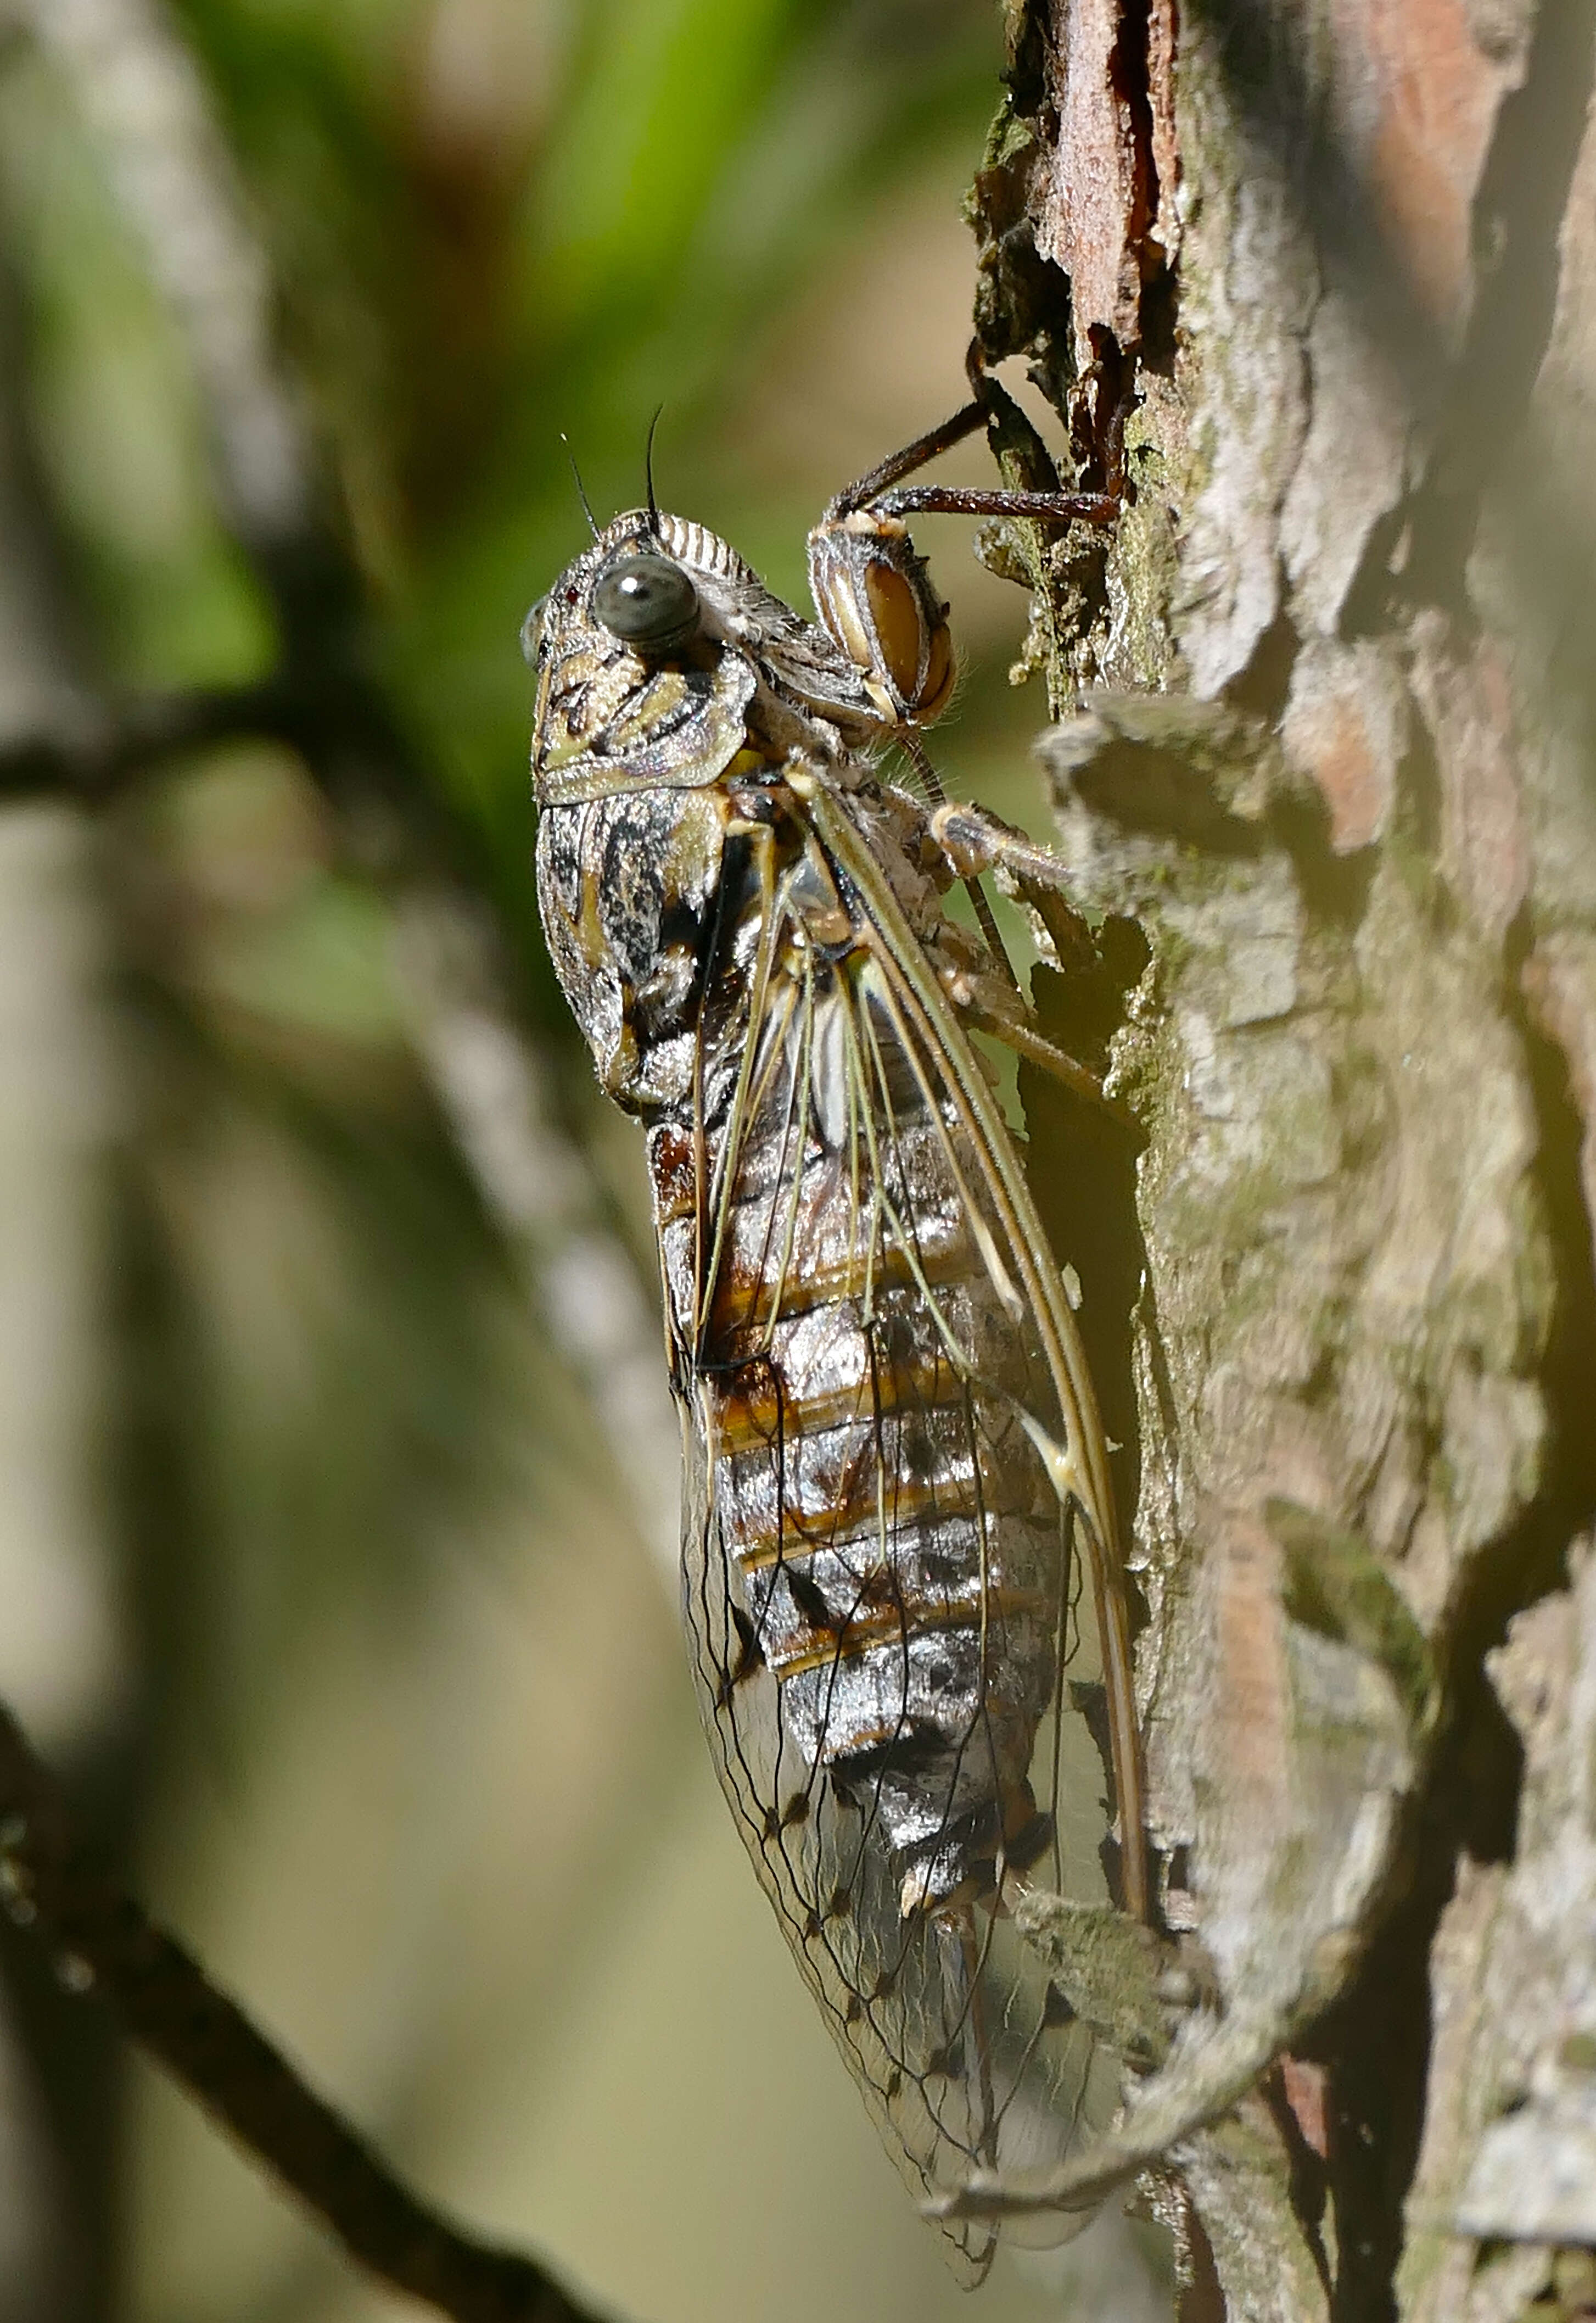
[525,400,1146,2282]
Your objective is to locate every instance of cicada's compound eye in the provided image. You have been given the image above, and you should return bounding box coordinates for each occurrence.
[591,553,699,654]
[520,594,548,666]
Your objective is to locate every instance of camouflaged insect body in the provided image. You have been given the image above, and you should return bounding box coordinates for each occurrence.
[530,507,1137,2280]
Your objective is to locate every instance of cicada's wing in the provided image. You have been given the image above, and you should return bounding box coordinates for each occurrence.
[671,780,1144,2280]
[681,1444,1123,2283]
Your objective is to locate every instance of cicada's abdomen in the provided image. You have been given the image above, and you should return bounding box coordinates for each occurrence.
[539,772,1073,1917]
[651,916,1071,1921]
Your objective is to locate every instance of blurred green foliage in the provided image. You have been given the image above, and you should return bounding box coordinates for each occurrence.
[166,0,996,895]
[0,4,1171,2319]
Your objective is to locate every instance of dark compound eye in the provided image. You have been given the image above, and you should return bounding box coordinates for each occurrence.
[591,554,699,652]
[519,594,548,664]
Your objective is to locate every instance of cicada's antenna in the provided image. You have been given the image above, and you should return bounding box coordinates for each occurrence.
[643,404,664,532]
[559,433,600,540]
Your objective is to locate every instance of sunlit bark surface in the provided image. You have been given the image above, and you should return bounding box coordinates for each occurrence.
[973,2,1596,2314]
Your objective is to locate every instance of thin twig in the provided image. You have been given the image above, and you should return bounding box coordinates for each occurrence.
[0,1698,617,2323]
[23,0,312,551]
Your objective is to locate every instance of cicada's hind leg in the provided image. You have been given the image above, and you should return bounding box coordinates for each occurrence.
[927,797,1098,967]
[922,796,1141,1131]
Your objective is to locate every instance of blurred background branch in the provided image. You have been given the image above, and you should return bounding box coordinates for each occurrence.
[0,1695,612,2323]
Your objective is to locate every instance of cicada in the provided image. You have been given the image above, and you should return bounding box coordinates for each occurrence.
[525,400,1147,2281]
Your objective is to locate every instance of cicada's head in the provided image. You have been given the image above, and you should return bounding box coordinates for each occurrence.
[525,510,888,807]
[527,511,718,802]
[524,516,701,672]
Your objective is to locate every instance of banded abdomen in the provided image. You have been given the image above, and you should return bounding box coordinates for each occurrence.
[649,897,1071,1919]
[538,771,1077,1916]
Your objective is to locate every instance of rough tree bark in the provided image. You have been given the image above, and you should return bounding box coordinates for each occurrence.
[967,0,1596,2316]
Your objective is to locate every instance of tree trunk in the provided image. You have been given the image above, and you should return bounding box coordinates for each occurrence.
[969,1,1596,2315]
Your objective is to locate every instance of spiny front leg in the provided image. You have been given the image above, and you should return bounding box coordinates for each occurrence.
[804,390,1122,739]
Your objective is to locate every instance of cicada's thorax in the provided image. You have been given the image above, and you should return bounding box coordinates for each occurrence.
[534,737,1068,1919]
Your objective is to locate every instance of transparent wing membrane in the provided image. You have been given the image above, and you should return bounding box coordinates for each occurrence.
[674,823,1132,2278]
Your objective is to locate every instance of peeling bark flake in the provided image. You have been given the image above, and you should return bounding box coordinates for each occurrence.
[1326,0,1535,342]
[1040,0,1162,364]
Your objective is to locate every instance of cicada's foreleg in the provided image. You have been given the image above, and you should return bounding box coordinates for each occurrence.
[805,383,1124,742]
[819,392,1121,534]
[820,398,989,517]
[863,482,1119,530]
